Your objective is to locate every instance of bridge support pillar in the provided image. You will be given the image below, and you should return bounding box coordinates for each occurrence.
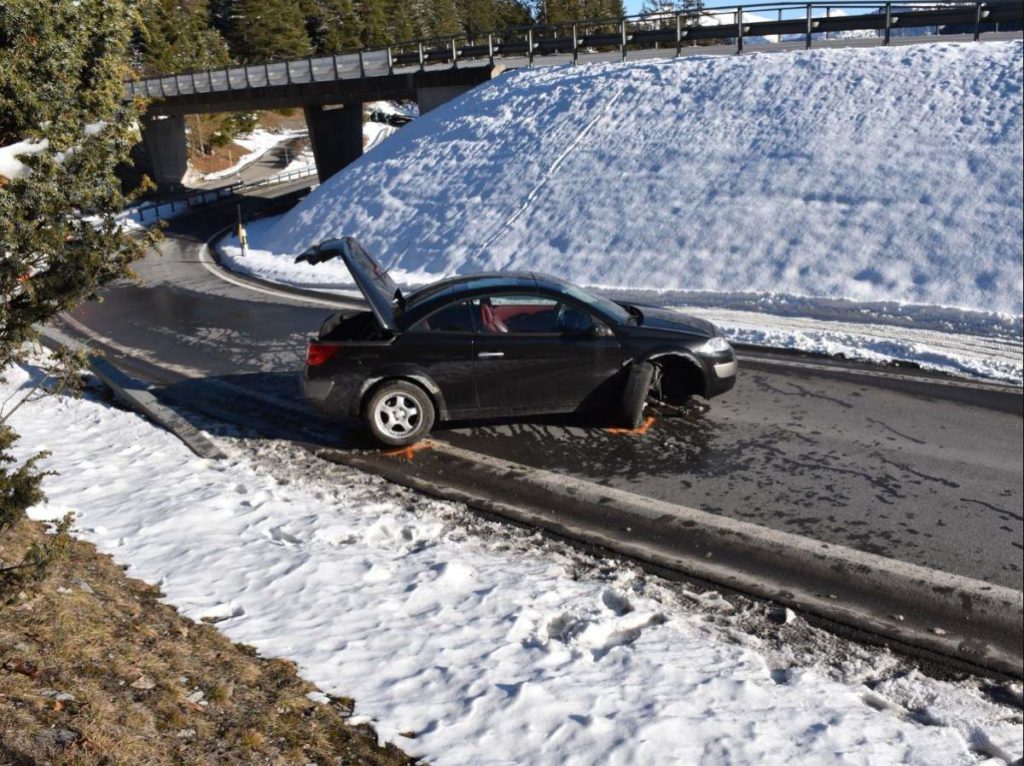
[304,103,364,183]
[139,114,187,189]
[416,84,476,114]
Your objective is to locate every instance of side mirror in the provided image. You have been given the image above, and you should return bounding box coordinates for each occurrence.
[591,323,614,338]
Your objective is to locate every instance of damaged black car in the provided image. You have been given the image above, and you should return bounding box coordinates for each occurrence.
[299,238,737,446]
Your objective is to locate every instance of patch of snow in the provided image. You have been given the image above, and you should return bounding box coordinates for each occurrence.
[5,358,1023,765]
[678,306,1024,384]
[0,137,47,180]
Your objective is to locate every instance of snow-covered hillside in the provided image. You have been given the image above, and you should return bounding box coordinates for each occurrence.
[229,41,1023,318]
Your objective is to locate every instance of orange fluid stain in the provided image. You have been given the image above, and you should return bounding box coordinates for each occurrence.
[605,416,656,436]
[382,441,433,460]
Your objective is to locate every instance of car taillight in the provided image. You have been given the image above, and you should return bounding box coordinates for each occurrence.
[306,342,340,367]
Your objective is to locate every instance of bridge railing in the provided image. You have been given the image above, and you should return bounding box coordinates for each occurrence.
[124,0,1023,100]
[129,166,319,224]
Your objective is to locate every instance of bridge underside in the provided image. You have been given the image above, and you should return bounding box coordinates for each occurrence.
[139,66,500,189]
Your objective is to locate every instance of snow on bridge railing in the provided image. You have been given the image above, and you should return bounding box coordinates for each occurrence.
[124,0,1023,101]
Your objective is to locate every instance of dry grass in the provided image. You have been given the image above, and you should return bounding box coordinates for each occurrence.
[0,520,415,765]
[188,141,251,175]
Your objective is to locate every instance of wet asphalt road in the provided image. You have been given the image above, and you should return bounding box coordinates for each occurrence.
[65,214,1024,591]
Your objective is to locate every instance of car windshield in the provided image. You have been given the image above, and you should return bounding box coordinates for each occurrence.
[557,282,634,325]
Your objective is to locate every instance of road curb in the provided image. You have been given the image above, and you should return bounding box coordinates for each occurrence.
[202,226,360,309]
[38,326,226,461]
[318,439,1024,679]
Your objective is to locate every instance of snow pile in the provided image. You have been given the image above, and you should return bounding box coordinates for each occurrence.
[6,359,1024,764]
[225,41,1023,318]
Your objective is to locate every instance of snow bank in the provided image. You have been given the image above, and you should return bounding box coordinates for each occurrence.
[6,359,1022,764]
[236,41,1023,317]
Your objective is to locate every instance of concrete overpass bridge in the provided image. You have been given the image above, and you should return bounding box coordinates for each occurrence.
[128,0,1023,190]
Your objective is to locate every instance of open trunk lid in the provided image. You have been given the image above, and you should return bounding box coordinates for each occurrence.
[296,237,400,331]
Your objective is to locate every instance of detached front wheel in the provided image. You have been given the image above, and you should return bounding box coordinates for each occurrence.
[618,361,654,429]
[364,380,435,447]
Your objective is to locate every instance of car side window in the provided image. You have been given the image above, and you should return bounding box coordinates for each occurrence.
[408,300,477,333]
[474,295,595,335]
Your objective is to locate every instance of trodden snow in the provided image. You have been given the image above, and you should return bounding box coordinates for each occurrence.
[6,359,1023,764]
[219,40,1024,382]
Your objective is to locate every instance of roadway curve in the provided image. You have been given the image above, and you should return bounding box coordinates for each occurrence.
[64,211,1023,598]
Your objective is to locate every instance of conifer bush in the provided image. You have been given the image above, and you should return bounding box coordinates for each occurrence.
[0,0,158,594]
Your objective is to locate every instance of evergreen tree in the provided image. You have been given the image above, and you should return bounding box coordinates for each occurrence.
[305,0,363,53]
[216,0,311,62]
[0,0,157,592]
[427,0,463,37]
[138,0,231,75]
[389,0,418,42]
[359,0,391,46]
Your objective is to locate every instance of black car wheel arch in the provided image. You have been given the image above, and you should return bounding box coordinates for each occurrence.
[645,352,709,403]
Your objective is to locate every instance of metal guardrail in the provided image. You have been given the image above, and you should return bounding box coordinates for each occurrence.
[130,165,318,223]
[124,1,1023,100]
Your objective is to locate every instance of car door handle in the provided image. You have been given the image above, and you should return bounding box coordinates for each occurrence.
[477,351,505,358]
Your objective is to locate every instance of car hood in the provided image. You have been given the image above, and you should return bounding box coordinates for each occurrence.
[633,305,717,338]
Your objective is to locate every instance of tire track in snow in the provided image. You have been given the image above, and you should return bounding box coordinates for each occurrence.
[474,83,628,265]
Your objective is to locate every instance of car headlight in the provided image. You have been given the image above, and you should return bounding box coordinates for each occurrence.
[698,336,732,354]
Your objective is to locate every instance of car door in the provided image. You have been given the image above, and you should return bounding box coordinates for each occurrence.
[472,294,622,415]
[394,298,479,417]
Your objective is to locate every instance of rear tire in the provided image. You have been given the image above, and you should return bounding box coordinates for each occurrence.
[364,380,435,447]
[618,361,654,429]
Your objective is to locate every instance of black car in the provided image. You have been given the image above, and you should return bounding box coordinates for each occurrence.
[299,238,737,446]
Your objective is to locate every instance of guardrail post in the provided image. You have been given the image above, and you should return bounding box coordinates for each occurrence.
[358,49,366,78]
[528,28,534,66]
[263,62,270,87]
[157,77,166,98]
[307,57,314,81]
[572,24,579,64]
[189,71,197,94]
[418,42,425,72]
[675,13,682,55]
[451,38,458,68]
[387,46,394,75]
[736,7,743,54]
[806,3,813,49]
[620,19,627,61]
[884,2,892,45]
[333,54,342,79]
[286,60,293,85]
[488,33,495,66]
[974,1,983,40]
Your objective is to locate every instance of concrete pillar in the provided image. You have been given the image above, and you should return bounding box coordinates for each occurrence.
[139,114,188,189]
[303,103,364,183]
[415,84,477,115]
